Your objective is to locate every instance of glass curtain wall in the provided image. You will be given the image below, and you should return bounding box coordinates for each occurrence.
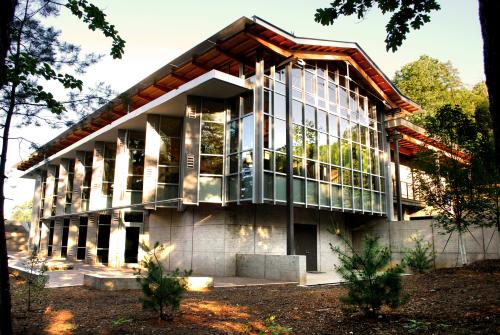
[64,160,74,214]
[126,132,145,205]
[156,116,182,204]
[81,152,93,211]
[262,61,386,214]
[226,91,254,202]
[102,143,116,208]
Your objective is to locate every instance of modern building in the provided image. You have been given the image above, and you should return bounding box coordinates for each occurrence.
[18,16,497,276]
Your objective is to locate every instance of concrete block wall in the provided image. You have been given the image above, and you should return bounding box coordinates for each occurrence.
[353,219,500,268]
[145,204,356,276]
[236,254,307,284]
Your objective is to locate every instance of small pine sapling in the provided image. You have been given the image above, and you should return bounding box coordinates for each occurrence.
[21,247,48,311]
[135,242,191,320]
[330,229,408,316]
[403,237,435,274]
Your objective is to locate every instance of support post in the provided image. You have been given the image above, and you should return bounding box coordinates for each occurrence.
[285,61,295,255]
[393,129,403,221]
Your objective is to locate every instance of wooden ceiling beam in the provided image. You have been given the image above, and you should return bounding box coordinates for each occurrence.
[215,46,254,68]
[136,92,154,102]
[170,72,190,83]
[152,82,174,92]
[191,57,211,71]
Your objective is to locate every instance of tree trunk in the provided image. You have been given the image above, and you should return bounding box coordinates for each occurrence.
[0,0,17,90]
[479,0,500,167]
[458,230,468,266]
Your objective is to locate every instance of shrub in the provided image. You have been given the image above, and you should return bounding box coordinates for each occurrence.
[403,237,435,273]
[135,242,191,320]
[331,233,408,316]
[20,247,48,311]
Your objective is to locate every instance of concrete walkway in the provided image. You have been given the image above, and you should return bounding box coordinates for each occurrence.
[8,253,291,288]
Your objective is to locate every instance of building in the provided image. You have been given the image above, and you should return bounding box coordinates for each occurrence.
[18,16,498,276]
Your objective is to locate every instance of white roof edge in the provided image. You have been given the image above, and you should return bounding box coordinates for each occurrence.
[20,70,246,178]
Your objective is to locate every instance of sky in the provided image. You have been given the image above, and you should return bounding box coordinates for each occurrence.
[4,0,485,217]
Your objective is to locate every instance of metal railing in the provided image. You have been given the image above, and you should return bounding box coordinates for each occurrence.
[392,180,421,201]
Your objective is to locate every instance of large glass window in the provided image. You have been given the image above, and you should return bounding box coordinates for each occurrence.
[80,152,93,211]
[63,160,74,214]
[260,61,386,214]
[102,143,116,208]
[126,132,145,204]
[157,117,181,204]
[200,98,225,202]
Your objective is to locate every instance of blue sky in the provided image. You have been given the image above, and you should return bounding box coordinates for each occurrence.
[5,0,485,216]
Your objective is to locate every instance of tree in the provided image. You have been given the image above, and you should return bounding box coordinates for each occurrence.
[411,105,486,265]
[0,2,125,334]
[331,233,408,316]
[314,0,500,167]
[11,199,32,223]
[393,56,473,119]
[135,242,191,320]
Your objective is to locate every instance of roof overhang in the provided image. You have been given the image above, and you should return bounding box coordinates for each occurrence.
[20,70,248,178]
[17,15,421,172]
[385,118,469,162]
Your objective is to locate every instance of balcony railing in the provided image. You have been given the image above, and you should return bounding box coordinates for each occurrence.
[392,180,422,202]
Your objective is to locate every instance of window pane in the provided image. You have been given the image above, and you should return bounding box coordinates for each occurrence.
[229,120,239,153]
[342,168,351,185]
[320,164,329,182]
[307,160,317,179]
[305,129,317,160]
[199,176,222,202]
[274,93,286,119]
[264,90,271,115]
[317,110,327,133]
[341,140,350,168]
[328,82,337,104]
[354,188,362,210]
[157,184,178,201]
[317,77,325,99]
[240,172,252,199]
[293,158,304,176]
[305,71,314,94]
[159,137,180,165]
[292,100,303,124]
[293,178,304,203]
[363,190,371,211]
[264,150,273,171]
[276,175,286,201]
[330,137,340,166]
[352,144,360,170]
[228,155,238,174]
[160,117,182,137]
[226,175,238,201]
[158,166,179,183]
[241,115,254,151]
[332,185,342,207]
[362,146,370,173]
[264,172,273,199]
[229,97,239,120]
[340,118,350,139]
[129,150,144,175]
[307,180,318,205]
[318,133,328,163]
[264,115,272,149]
[127,176,143,191]
[305,105,316,128]
[343,187,352,209]
[293,125,304,156]
[274,119,286,152]
[292,67,302,89]
[339,86,348,108]
[202,99,225,122]
[275,153,286,173]
[201,123,224,154]
[320,183,330,207]
[243,92,253,115]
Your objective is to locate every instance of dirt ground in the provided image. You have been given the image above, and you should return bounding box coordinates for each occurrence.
[10,260,500,335]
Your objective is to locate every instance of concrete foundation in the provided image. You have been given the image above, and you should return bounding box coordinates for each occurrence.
[236,254,306,284]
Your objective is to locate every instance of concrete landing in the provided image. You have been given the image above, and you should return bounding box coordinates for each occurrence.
[303,271,344,286]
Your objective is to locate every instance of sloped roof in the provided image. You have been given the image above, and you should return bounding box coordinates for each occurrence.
[17,16,420,171]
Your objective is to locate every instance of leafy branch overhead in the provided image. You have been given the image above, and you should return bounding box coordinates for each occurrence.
[65,0,125,59]
[315,0,441,52]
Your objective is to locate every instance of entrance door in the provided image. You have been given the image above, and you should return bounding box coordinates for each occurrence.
[294,224,318,271]
[124,227,140,263]
[60,219,70,258]
[96,215,111,264]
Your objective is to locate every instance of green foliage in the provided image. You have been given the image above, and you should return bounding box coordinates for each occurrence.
[135,242,191,320]
[11,200,32,222]
[314,0,440,52]
[111,317,132,326]
[19,247,48,311]
[257,315,292,335]
[403,237,435,274]
[404,319,431,333]
[331,233,408,316]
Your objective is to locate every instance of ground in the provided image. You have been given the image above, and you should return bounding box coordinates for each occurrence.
[11,260,500,334]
